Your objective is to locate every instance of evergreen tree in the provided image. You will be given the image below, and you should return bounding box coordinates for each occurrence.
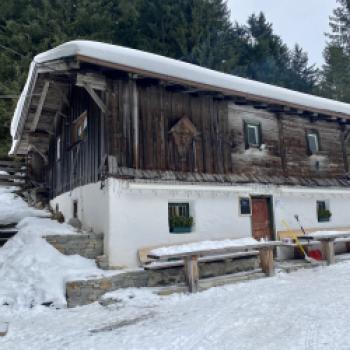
[321,0,350,102]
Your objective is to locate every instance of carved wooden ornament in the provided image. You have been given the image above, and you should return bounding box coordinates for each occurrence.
[169,116,200,161]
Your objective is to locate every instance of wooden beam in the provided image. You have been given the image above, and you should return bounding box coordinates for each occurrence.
[82,83,107,113]
[37,59,80,74]
[28,144,48,165]
[76,72,106,91]
[132,80,139,168]
[30,81,50,132]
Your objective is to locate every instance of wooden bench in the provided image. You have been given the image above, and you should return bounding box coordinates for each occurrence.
[138,244,259,269]
[148,241,281,293]
[299,232,350,265]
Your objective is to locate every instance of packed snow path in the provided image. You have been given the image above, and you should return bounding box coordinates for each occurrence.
[1,262,350,349]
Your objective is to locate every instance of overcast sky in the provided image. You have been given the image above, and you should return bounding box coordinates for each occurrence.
[227,0,338,67]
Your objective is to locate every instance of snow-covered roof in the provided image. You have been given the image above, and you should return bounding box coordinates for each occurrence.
[10,40,350,153]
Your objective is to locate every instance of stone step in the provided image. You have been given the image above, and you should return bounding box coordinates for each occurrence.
[45,233,104,260]
[66,255,259,307]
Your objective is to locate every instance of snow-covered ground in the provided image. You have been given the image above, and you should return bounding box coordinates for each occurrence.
[1,262,350,349]
[0,185,108,308]
[0,186,50,225]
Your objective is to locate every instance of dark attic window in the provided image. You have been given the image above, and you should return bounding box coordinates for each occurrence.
[306,131,320,154]
[244,121,262,149]
[239,197,252,216]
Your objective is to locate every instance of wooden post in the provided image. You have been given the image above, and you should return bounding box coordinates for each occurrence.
[184,255,199,293]
[259,247,274,276]
[0,322,8,337]
[322,239,336,265]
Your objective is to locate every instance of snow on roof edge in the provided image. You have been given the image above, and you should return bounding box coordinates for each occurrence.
[10,40,350,154]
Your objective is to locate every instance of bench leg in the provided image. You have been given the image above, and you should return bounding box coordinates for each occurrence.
[322,240,335,265]
[259,248,274,277]
[184,255,199,293]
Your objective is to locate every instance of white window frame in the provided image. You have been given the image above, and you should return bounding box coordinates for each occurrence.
[307,132,319,154]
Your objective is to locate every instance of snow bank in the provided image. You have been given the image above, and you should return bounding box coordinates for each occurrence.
[16,217,77,236]
[0,229,104,308]
[150,237,261,256]
[0,188,50,226]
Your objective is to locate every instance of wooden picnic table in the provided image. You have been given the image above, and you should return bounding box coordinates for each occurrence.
[148,241,281,293]
[299,232,350,265]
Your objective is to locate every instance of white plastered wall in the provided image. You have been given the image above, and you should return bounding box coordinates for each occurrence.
[50,178,350,268]
[106,179,252,268]
[50,182,109,244]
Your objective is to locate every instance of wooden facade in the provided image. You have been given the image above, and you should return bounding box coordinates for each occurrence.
[18,62,350,198]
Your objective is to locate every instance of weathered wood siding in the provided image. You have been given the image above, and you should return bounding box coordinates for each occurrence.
[106,78,347,180]
[107,80,232,174]
[47,75,349,198]
[48,86,102,197]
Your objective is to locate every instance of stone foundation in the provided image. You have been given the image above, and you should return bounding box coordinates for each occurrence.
[45,233,103,259]
[66,255,258,307]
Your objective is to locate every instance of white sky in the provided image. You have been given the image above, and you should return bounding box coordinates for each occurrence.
[227,0,338,67]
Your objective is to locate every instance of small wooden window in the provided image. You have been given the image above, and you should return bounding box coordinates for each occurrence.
[56,137,61,160]
[317,200,331,222]
[244,121,262,148]
[72,111,88,144]
[307,131,320,154]
[168,203,190,218]
[239,197,252,216]
[168,203,193,233]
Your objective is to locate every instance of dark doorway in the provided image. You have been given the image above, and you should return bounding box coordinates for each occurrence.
[251,197,274,241]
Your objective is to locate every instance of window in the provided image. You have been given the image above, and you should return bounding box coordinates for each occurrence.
[168,203,193,233]
[244,122,262,148]
[72,111,88,144]
[239,197,252,216]
[73,200,78,219]
[317,200,331,222]
[307,131,320,154]
[56,137,61,160]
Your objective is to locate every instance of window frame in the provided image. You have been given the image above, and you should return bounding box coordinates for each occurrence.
[306,130,320,155]
[239,197,252,216]
[168,202,192,234]
[317,200,330,223]
[244,121,262,149]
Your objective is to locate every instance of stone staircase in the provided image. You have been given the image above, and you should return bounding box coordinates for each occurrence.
[0,159,27,188]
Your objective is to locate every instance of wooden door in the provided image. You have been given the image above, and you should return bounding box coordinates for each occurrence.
[251,198,273,241]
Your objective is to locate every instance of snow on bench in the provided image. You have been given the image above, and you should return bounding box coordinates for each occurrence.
[148,238,281,293]
[139,239,260,270]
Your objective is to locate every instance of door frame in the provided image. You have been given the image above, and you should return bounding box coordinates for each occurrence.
[250,195,276,241]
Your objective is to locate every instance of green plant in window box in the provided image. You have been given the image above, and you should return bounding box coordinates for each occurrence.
[318,208,332,222]
[169,216,194,233]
